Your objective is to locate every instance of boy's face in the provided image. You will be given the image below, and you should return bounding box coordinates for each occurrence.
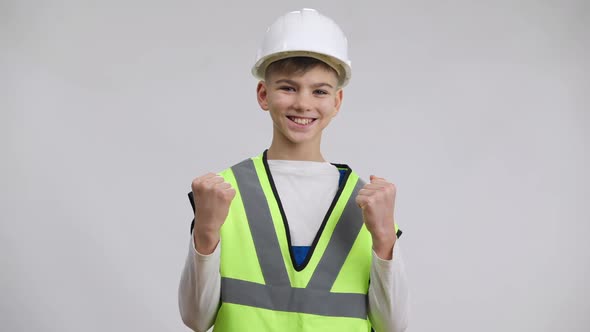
[256,65,343,148]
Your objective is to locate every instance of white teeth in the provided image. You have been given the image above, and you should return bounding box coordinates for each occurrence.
[292,117,312,125]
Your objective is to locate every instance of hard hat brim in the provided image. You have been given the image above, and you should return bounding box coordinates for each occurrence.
[252,51,352,87]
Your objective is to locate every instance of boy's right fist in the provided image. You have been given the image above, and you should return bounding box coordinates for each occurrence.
[191,173,236,254]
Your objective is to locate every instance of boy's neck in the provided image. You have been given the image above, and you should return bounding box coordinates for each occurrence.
[267,140,325,162]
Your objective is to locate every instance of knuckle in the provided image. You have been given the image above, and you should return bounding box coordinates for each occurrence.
[191,177,201,187]
[200,182,210,191]
[215,188,225,198]
[386,183,396,193]
[224,190,236,201]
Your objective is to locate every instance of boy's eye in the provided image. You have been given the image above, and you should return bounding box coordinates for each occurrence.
[279,86,295,92]
[314,89,328,95]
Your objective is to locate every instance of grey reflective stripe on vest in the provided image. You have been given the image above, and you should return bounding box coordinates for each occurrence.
[306,179,366,290]
[222,277,367,319]
[227,158,367,319]
[232,158,290,286]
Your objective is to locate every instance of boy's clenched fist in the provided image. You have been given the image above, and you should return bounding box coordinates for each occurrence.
[191,173,236,254]
[355,175,397,260]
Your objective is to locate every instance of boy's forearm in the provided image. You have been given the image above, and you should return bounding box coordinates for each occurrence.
[368,243,409,332]
[179,236,221,332]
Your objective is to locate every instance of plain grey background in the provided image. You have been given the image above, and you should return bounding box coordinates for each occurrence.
[2,0,589,331]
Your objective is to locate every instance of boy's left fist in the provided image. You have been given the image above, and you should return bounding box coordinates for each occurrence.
[355,175,397,259]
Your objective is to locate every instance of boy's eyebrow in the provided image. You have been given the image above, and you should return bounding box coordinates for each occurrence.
[274,79,334,89]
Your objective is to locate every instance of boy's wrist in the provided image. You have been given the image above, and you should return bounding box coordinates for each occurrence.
[371,232,396,260]
[193,225,221,255]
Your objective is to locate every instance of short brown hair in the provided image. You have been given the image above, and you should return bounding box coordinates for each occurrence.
[264,57,340,86]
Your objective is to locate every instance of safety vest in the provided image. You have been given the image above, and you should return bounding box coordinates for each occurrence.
[188,151,400,331]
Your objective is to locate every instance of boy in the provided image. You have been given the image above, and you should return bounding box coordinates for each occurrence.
[179,8,408,332]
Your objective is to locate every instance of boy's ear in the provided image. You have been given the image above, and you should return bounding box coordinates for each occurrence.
[333,88,343,116]
[257,81,269,111]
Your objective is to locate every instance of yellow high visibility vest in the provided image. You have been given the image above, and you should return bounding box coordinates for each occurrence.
[188,151,401,332]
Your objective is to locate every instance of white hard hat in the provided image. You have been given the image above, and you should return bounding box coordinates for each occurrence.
[252,8,352,86]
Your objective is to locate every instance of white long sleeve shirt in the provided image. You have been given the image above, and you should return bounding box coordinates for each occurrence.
[179,160,409,332]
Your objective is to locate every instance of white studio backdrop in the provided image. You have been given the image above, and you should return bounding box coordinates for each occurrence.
[2,0,589,331]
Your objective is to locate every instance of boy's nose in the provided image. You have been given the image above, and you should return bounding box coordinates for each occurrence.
[293,94,312,112]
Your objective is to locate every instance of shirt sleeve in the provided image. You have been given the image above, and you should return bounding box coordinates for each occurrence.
[178,234,221,332]
[367,241,410,332]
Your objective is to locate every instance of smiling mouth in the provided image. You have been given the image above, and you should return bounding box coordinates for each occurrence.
[287,116,316,126]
